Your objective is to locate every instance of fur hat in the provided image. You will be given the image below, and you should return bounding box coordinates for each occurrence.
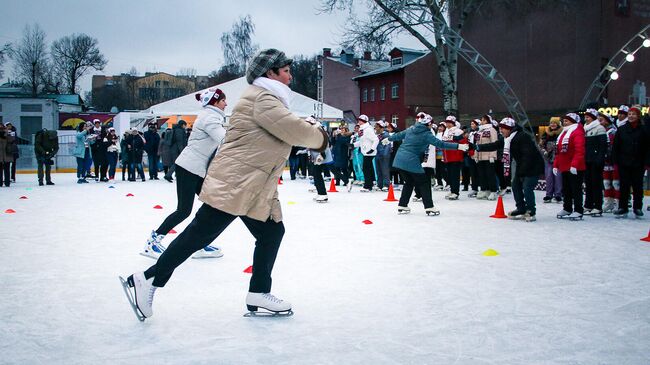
[584,108,598,120]
[598,112,614,124]
[444,115,457,124]
[618,105,629,115]
[195,88,225,107]
[93,119,101,124]
[499,117,516,130]
[357,114,369,123]
[376,121,387,128]
[562,113,580,124]
[246,48,293,84]
[629,105,642,115]
[129,128,139,135]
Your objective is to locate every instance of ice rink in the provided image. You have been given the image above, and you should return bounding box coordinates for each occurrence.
[1,173,649,364]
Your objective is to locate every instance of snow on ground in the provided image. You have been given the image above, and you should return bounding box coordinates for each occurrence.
[1,173,649,365]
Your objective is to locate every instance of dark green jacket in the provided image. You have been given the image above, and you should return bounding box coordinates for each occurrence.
[34,129,59,158]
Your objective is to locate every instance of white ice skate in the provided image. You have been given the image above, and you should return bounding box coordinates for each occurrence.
[119,272,157,321]
[583,208,593,215]
[487,192,497,201]
[411,196,422,202]
[556,209,571,219]
[314,195,328,203]
[140,230,166,259]
[445,193,459,200]
[191,245,224,259]
[467,190,478,198]
[397,206,411,214]
[523,211,536,222]
[425,207,440,216]
[567,212,583,221]
[476,191,488,200]
[508,209,526,220]
[589,209,603,217]
[602,198,616,213]
[359,188,372,192]
[244,292,293,317]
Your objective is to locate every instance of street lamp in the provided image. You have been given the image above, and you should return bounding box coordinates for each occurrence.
[644,39,650,48]
[610,71,620,80]
[626,53,635,62]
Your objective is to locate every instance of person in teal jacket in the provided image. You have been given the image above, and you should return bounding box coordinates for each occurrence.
[73,122,95,183]
[386,115,468,215]
[350,124,364,184]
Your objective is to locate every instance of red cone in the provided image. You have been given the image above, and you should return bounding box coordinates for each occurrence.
[362,219,373,224]
[169,229,177,234]
[490,196,507,219]
[243,265,253,273]
[383,184,398,202]
[641,229,650,242]
[5,209,16,214]
[126,193,134,197]
[19,196,28,199]
[278,178,283,185]
[327,179,338,193]
[153,205,163,209]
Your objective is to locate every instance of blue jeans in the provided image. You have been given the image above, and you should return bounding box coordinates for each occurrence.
[107,152,118,179]
[147,153,159,178]
[288,156,299,179]
[83,148,92,177]
[512,175,538,214]
[76,157,85,178]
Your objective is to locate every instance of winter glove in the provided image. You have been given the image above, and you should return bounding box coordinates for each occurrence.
[552,167,558,176]
[457,144,469,152]
[367,149,375,155]
[381,138,391,146]
[469,143,478,151]
[570,167,577,175]
[304,116,317,125]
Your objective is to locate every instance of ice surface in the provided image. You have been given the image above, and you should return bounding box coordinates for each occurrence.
[1,173,649,364]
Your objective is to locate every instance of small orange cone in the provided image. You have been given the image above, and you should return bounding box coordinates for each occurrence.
[19,196,28,199]
[278,178,283,185]
[490,196,507,219]
[153,205,163,209]
[383,184,398,202]
[243,265,253,273]
[641,229,650,242]
[169,229,177,234]
[5,209,16,214]
[362,219,373,224]
[327,179,338,192]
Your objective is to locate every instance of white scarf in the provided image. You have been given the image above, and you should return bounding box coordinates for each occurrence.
[503,131,517,176]
[252,77,292,108]
[558,123,578,152]
[442,126,462,141]
[616,117,627,128]
[584,121,600,135]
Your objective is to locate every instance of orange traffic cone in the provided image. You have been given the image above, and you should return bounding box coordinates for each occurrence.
[641,229,650,242]
[383,184,398,202]
[278,178,283,185]
[490,196,507,219]
[327,179,338,193]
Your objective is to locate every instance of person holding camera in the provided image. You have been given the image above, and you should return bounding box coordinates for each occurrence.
[34,127,59,186]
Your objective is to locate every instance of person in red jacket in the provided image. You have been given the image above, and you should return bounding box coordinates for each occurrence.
[554,113,586,220]
[441,116,467,200]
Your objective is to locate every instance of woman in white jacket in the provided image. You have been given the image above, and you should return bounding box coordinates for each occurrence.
[141,88,228,259]
[353,115,379,192]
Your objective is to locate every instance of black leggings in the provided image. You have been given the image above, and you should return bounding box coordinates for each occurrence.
[156,166,204,235]
[477,161,497,193]
[145,204,285,292]
[362,155,375,189]
[562,171,584,214]
[398,169,434,209]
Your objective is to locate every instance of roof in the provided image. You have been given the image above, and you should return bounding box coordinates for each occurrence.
[145,77,343,120]
[352,50,430,80]
[0,90,83,106]
[326,56,391,74]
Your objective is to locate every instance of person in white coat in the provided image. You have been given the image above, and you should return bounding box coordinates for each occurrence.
[353,114,379,192]
[141,88,228,259]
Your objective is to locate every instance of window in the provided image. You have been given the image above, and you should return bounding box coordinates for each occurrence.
[139,87,160,99]
[370,88,375,102]
[155,80,161,87]
[163,81,170,87]
[164,88,183,99]
[391,114,398,126]
[380,85,385,101]
[106,79,114,86]
[362,88,368,102]
[21,104,42,112]
[391,57,402,66]
[391,83,399,99]
[19,116,42,142]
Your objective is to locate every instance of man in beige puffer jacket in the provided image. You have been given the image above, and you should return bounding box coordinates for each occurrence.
[125,49,328,320]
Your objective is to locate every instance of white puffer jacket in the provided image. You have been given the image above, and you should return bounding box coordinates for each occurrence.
[175,105,226,177]
[354,122,379,156]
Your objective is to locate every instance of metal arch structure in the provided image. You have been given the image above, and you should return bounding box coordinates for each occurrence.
[396,2,533,133]
[579,24,650,110]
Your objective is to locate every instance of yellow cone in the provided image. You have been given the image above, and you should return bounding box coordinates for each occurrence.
[482,248,499,256]
[287,201,296,205]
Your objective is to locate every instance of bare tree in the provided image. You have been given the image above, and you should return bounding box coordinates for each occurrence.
[321,0,574,115]
[0,43,11,79]
[176,67,197,78]
[291,55,318,99]
[220,15,259,75]
[9,24,48,96]
[50,33,107,94]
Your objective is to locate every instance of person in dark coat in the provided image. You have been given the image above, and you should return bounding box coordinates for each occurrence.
[582,108,608,215]
[0,123,16,187]
[144,122,161,180]
[611,106,650,218]
[34,128,59,186]
[473,118,544,221]
[386,122,403,185]
[331,125,352,186]
[89,119,103,180]
[163,120,188,182]
[120,131,131,181]
[158,129,173,176]
[94,127,110,182]
[126,129,146,181]
[5,122,19,182]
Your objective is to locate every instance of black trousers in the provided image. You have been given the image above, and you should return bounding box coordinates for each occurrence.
[584,162,604,210]
[398,169,434,209]
[362,155,375,189]
[477,161,497,193]
[495,161,510,189]
[10,157,17,181]
[414,167,434,198]
[145,204,285,293]
[435,160,446,186]
[37,160,52,183]
[0,162,10,186]
[464,159,479,191]
[618,165,645,211]
[332,165,349,185]
[446,162,462,195]
[312,163,327,195]
[156,166,204,235]
[562,171,584,214]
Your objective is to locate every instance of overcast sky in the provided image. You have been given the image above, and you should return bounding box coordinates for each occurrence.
[0,0,421,94]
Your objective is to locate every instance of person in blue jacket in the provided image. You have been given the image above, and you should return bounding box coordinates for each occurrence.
[385,114,468,215]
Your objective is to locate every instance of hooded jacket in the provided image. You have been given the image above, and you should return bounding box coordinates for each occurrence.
[389,123,457,173]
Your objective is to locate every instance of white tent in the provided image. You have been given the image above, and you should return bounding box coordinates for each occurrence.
[144,77,343,120]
